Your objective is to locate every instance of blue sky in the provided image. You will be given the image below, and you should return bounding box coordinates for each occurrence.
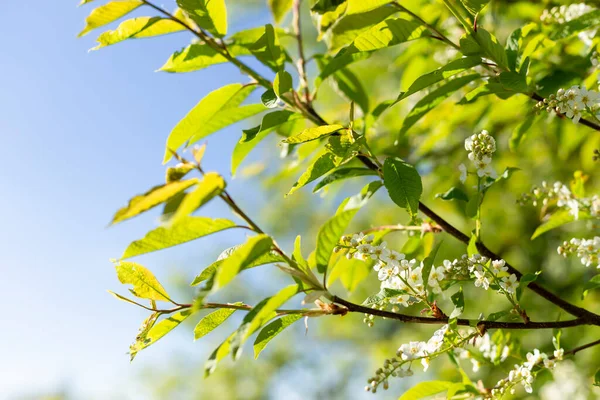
[0,2,280,398]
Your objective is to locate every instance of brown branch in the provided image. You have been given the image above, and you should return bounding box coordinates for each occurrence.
[332,296,592,331]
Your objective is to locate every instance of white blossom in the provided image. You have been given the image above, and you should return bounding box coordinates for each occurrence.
[557,237,600,268]
[500,274,519,294]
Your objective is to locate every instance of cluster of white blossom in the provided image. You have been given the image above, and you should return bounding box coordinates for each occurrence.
[558,237,600,268]
[491,347,564,397]
[456,332,510,372]
[454,254,519,296]
[540,3,593,24]
[338,233,444,305]
[519,180,600,219]
[365,325,449,393]
[459,130,497,181]
[536,85,600,124]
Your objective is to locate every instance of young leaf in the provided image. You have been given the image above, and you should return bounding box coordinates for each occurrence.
[383,158,422,217]
[510,113,535,151]
[395,56,482,103]
[170,172,226,224]
[399,74,480,136]
[273,70,293,98]
[213,234,274,291]
[232,285,298,359]
[191,250,285,286]
[436,187,469,202]
[268,0,294,23]
[583,274,600,299]
[531,210,592,240]
[130,309,195,361]
[194,306,240,340]
[594,368,600,387]
[249,24,286,71]
[93,17,185,49]
[78,0,143,37]
[231,111,304,175]
[329,67,371,113]
[254,314,302,358]
[467,234,478,256]
[159,43,229,73]
[115,261,171,302]
[112,179,198,225]
[205,332,235,376]
[163,84,264,163]
[287,153,337,196]
[283,125,345,144]
[165,163,195,183]
[122,217,237,259]
[399,381,455,400]
[329,6,398,52]
[516,272,540,301]
[176,0,227,37]
[261,89,279,108]
[449,286,464,319]
[313,168,378,192]
[460,29,508,70]
[318,18,428,81]
[422,241,443,290]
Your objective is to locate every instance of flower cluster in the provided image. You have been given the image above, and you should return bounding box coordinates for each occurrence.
[535,85,600,124]
[451,254,519,296]
[492,347,564,397]
[519,180,600,219]
[460,130,497,180]
[557,237,600,268]
[540,3,593,24]
[365,325,449,393]
[338,233,444,306]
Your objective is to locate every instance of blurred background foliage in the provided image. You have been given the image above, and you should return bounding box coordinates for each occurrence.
[29,0,600,398]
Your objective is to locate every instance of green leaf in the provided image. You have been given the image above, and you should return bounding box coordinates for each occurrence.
[318,18,428,82]
[122,217,236,259]
[550,9,600,41]
[232,285,298,359]
[261,88,279,108]
[436,187,469,202]
[460,29,508,70]
[395,56,482,103]
[329,6,398,52]
[531,210,591,240]
[78,0,143,37]
[194,306,240,340]
[159,43,229,73]
[176,0,227,37]
[399,74,480,136]
[249,24,286,71]
[449,287,464,319]
[288,153,337,196]
[268,0,294,23]
[398,381,455,400]
[214,234,274,291]
[163,84,264,162]
[112,179,198,225]
[582,274,600,299]
[383,158,422,217]
[594,368,600,387]
[205,331,235,376]
[170,172,225,223]
[498,71,527,92]
[334,256,371,292]
[467,234,478,256]
[346,0,393,14]
[232,111,304,175]
[130,309,194,360]
[459,0,489,16]
[283,125,345,144]
[273,70,293,98]
[362,287,409,306]
[516,272,540,301]
[93,17,185,49]
[254,315,302,358]
[191,249,285,286]
[313,168,378,192]
[165,163,195,183]
[115,261,171,302]
[331,67,371,113]
[487,309,511,322]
